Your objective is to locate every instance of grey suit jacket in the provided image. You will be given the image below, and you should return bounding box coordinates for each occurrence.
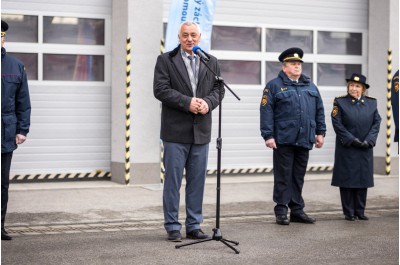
[153,45,224,144]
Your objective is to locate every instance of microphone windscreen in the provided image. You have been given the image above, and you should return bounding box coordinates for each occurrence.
[192,46,201,53]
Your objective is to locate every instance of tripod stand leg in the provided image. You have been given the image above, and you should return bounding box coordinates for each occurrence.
[221,238,239,246]
[220,239,240,254]
[175,238,213,249]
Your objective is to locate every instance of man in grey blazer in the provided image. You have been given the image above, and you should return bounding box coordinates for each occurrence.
[153,21,224,242]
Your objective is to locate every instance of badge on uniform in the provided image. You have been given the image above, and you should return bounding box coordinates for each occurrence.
[262,95,268,106]
[395,81,399,93]
[332,105,338,117]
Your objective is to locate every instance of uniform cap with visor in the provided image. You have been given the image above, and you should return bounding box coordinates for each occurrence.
[1,20,9,37]
[346,73,370,89]
[278,47,304,63]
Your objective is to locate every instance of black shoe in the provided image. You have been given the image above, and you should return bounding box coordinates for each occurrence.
[345,215,355,221]
[167,230,182,242]
[276,215,290,225]
[355,215,369,220]
[1,232,12,241]
[186,229,210,240]
[290,213,316,224]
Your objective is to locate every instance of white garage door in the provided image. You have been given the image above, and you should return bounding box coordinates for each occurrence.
[3,0,112,176]
[163,0,369,172]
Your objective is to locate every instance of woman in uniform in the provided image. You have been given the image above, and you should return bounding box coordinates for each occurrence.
[331,73,381,221]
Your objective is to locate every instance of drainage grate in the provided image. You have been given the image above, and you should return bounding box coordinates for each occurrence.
[8,221,166,236]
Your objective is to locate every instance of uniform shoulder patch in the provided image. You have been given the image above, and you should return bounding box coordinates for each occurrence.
[261,95,268,106]
[331,105,339,117]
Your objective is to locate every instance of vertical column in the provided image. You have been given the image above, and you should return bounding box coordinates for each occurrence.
[111,0,163,184]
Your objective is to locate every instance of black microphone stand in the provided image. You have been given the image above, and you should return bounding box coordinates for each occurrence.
[175,54,241,254]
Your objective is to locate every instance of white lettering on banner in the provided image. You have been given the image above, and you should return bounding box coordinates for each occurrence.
[165,0,216,53]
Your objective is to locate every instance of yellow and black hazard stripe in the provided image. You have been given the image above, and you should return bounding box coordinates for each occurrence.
[206,165,333,176]
[386,49,392,175]
[160,38,165,54]
[125,37,131,185]
[159,165,333,180]
[10,171,111,183]
[159,38,165,184]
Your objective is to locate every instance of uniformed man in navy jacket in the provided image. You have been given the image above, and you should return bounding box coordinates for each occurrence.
[1,20,31,240]
[260,47,326,225]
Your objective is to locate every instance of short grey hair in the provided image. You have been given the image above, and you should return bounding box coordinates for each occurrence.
[179,21,201,35]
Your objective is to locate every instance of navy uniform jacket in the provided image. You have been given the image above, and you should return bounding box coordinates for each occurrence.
[260,70,326,150]
[153,45,224,144]
[331,94,381,188]
[1,47,31,153]
[391,70,399,142]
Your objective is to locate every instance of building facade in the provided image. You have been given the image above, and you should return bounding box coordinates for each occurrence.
[2,0,398,184]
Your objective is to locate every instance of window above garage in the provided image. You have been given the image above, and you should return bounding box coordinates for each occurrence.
[209,25,366,87]
[1,13,108,83]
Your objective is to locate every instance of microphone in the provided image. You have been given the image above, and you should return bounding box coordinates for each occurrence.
[192,46,210,62]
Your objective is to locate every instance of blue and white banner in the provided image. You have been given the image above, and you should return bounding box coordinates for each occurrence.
[164,0,216,53]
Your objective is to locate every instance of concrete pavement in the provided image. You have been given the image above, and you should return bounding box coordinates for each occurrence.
[2,173,399,265]
[2,217,399,265]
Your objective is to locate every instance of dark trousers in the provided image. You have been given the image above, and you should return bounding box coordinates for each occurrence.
[273,145,309,216]
[339,187,368,217]
[2,152,13,231]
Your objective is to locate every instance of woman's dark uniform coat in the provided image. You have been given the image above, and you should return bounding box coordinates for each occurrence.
[331,94,381,188]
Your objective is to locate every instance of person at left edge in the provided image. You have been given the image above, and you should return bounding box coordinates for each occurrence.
[391,70,399,152]
[153,21,224,242]
[1,20,31,241]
